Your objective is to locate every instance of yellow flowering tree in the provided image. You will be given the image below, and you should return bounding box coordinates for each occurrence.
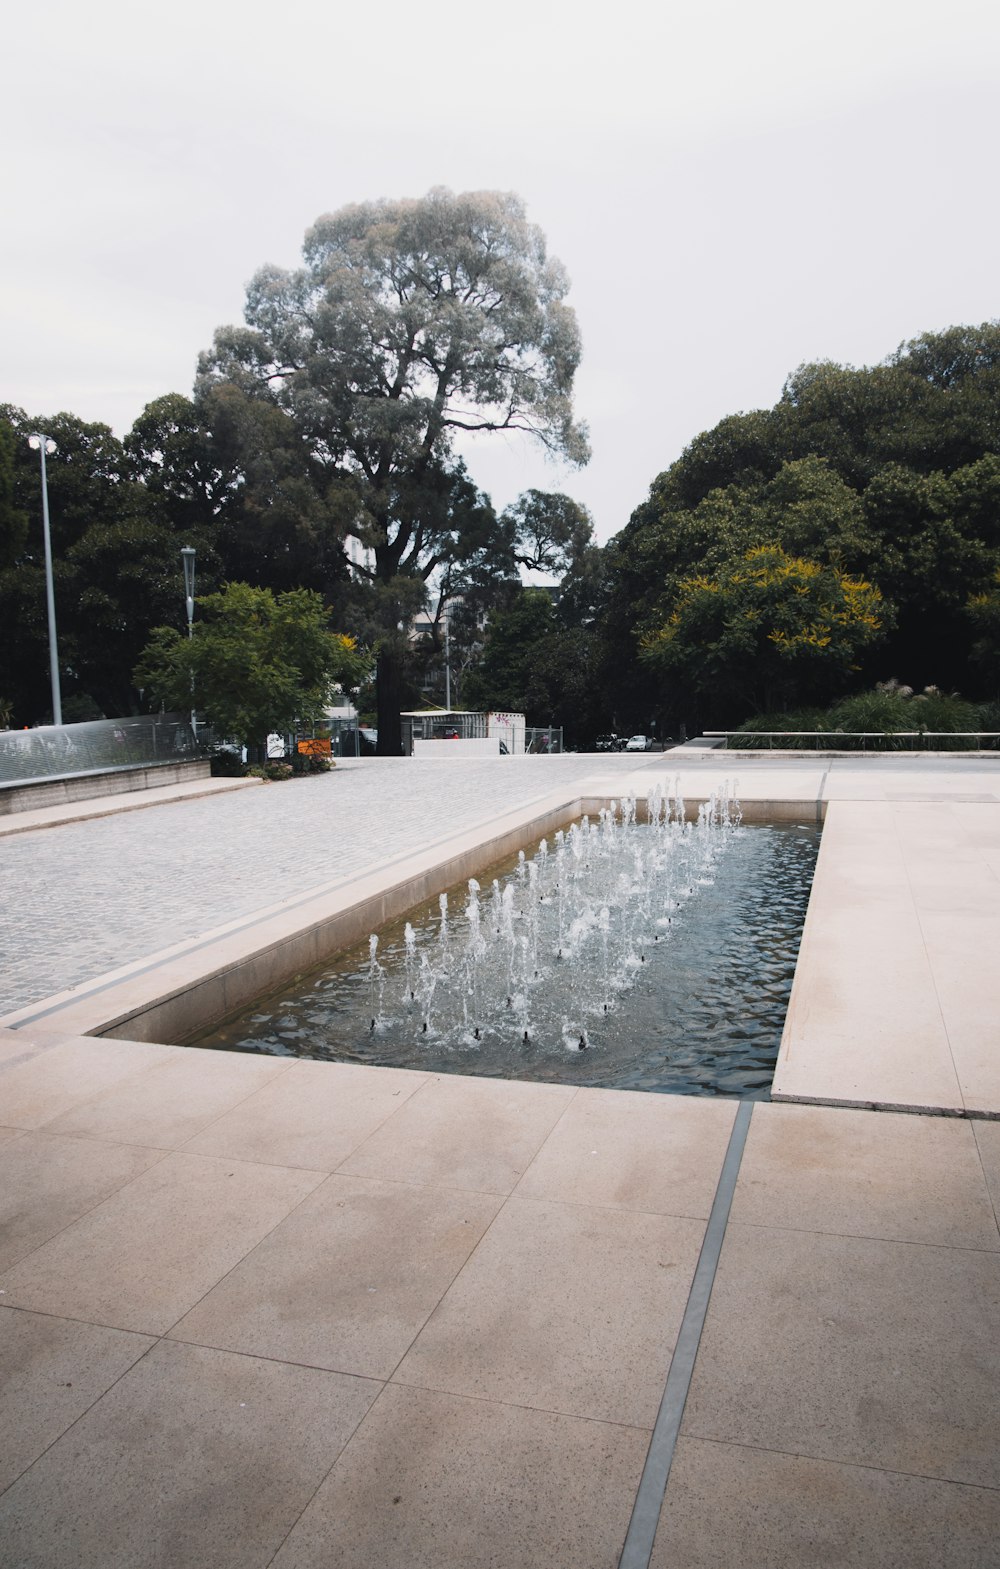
[641,545,888,715]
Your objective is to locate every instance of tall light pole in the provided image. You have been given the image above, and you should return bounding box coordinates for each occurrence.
[27,433,62,726]
[180,547,196,737]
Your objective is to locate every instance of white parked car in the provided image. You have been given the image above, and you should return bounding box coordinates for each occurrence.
[625,734,649,752]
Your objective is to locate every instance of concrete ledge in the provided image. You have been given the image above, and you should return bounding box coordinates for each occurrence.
[0,772,262,837]
[0,758,211,815]
[0,789,603,1044]
[772,797,1000,1118]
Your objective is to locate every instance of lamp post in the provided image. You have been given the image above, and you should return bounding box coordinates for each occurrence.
[27,433,62,726]
[181,547,196,638]
[180,547,196,737]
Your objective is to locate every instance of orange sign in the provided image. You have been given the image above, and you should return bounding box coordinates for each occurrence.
[297,738,332,756]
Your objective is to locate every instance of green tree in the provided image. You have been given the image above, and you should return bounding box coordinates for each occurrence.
[641,546,888,719]
[968,569,1000,695]
[198,187,589,753]
[412,488,596,708]
[134,583,368,748]
[0,419,27,571]
[463,586,609,744]
[601,323,1000,719]
[126,388,351,607]
[0,405,178,723]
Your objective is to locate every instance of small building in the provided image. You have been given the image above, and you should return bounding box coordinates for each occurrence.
[401,709,526,757]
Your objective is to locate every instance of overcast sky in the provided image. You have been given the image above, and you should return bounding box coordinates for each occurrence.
[5,0,999,543]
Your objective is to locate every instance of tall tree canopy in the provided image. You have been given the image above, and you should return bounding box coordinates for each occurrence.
[0,405,190,723]
[198,187,589,752]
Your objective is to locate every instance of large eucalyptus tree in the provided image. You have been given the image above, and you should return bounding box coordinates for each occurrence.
[199,187,589,752]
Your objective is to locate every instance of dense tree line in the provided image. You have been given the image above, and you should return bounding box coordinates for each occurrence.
[4,242,1000,743]
[596,324,1000,733]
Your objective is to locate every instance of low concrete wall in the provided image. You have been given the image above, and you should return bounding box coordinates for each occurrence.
[412,738,501,758]
[0,759,211,815]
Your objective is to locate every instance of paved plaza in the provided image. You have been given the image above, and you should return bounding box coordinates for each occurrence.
[1,750,999,1566]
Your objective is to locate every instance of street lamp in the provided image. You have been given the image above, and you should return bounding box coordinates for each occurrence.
[27,433,62,726]
[180,547,196,737]
[181,547,196,638]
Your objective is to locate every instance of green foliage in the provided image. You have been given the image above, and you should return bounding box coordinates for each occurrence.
[208,747,246,777]
[134,583,368,747]
[736,682,993,749]
[503,491,594,574]
[290,752,333,775]
[0,405,191,723]
[641,546,888,717]
[463,587,610,743]
[968,569,1000,692]
[602,323,1000,723]
[0,420,27,571]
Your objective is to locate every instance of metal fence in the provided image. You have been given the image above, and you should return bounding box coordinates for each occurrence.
[705,731,1000,753]
[0,715,203,785]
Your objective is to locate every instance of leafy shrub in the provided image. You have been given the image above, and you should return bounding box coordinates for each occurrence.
[264,762,294,781]
[290,752,334,775]
[209,748,245,777]
[733,683,997,748]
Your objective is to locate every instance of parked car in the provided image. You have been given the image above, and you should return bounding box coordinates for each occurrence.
[625,734,650,752]
[595,734,619,751]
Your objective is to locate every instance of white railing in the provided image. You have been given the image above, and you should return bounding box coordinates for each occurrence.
[704,731,1000,752]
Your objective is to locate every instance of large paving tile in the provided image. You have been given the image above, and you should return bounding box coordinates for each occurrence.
[394,1195,704,1427]
[339,1073,576,1193]
[0,1307,154,1496]
[916,908,1000,1114]
[271,1382,648,1569]
[170,1174,503,1378]
[0,1339,378,1568]
[682,1223,1000,1487]
[772,804,964,1111]
[44,1046,293,1147]
[0,1130,165,1270]
[973,1121,1000,1223]
[181,1058,428,1170]
[651,1436,1000,1569]
[732,1103,999,1248]
[0,1033,178,1128]
[514,1088,735,1216]
[0,1151,325,1334]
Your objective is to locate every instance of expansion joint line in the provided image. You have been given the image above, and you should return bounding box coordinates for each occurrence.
[618,1098,753,1569]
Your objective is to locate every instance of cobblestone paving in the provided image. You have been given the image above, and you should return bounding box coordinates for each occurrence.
[0,755,674,1015]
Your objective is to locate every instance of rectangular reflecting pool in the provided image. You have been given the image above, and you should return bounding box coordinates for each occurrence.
[194,791,821,1099]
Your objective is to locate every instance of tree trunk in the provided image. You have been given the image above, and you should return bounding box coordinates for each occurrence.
[376,644,404,755]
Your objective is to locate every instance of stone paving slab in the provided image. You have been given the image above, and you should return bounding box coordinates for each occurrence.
[2,1033,999,1566]
[772,797,1000,1115]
